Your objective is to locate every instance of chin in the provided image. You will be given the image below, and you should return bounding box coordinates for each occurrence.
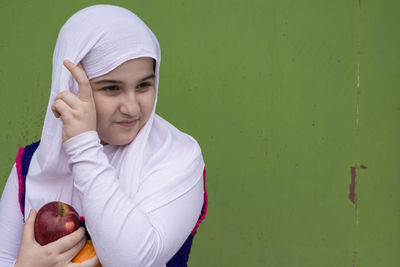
[101,134,136,146]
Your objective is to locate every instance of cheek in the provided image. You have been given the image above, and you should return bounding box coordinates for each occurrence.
[143,91,156,116]
[93,96,113,124]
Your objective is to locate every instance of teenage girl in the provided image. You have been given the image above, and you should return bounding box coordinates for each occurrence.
[0,5,207,267]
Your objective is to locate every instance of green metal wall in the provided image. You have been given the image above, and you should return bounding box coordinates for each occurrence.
[1,1,399,266]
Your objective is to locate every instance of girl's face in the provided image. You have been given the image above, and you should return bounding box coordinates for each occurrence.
[89,57,156,145]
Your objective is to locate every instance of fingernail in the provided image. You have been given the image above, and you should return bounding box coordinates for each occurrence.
[64,59,71,64]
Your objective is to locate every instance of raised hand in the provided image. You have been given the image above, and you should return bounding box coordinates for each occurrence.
[51,60,96,142]
[15,209,100,267]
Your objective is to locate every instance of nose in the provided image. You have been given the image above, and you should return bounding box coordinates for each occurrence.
[119,91,140,117]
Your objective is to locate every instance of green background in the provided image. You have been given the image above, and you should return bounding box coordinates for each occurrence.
[1,0,399,266]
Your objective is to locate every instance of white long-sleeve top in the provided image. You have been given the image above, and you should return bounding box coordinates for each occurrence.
[0,132,204,267]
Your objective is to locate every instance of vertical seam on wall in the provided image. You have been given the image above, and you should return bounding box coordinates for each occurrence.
[351,1,362,266]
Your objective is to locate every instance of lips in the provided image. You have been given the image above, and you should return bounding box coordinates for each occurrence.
[116,119,138,128]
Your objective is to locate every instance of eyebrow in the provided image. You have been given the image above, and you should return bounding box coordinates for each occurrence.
[93,74,155,84]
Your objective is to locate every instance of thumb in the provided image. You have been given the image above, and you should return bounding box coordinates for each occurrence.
[22,209,37,244]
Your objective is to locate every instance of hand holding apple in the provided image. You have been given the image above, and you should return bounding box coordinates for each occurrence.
[15,204,100,267]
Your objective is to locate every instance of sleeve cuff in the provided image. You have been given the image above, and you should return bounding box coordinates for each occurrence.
[62,131,101,157]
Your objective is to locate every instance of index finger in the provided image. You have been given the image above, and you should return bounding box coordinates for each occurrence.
[64,59,92,101]
[47,227,86,253]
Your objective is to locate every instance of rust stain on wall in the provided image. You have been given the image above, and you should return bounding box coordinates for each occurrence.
[349,166,357,204]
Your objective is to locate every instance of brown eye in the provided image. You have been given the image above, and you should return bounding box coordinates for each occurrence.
[102,86,119,91]
[136,82,151,92]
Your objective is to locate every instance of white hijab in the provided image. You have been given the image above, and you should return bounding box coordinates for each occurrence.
[24,5,204,220]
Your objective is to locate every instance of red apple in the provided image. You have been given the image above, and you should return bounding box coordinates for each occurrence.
[34,201,81,246]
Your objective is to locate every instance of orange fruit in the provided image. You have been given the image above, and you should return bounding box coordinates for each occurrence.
[72,240,102,266]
